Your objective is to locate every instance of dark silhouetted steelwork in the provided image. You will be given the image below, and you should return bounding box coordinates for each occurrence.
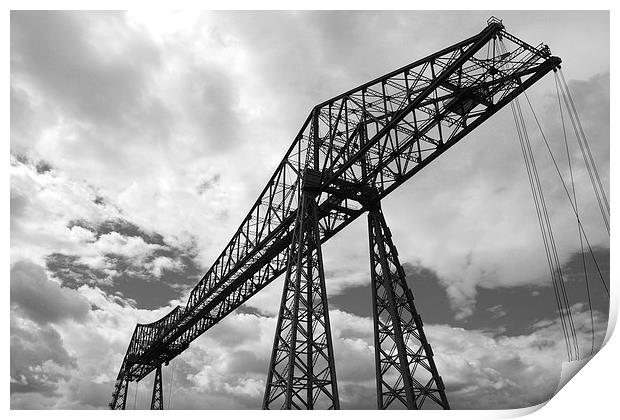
[263,170,340,409]
[110,19,561,410]
[110,374,129,410]
[151,364,164,410]
[368,204,450,409]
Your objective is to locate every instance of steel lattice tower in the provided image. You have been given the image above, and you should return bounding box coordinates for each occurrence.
[110,375,129,410]
[109,18,562,410]
[368,205,450,409]
[263,170,340,410]
[151,364,164,410]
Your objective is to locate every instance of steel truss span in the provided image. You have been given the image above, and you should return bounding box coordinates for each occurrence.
[110,19,561,410]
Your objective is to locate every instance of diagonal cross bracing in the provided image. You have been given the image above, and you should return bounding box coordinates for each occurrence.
[263,182,339,409]
[110,20,561,408]
[368,205,450,410]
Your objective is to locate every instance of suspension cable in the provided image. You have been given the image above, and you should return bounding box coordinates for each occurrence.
[557,70,610,234]
[559,69,610,215]
[509,95,579,361]
[495,41,608,253]
[167,359,176,410]
[134,380,140,410]
[554,73,595,355]
[521,90,609,297]
[524,95,578,359]
[498,39,587,361]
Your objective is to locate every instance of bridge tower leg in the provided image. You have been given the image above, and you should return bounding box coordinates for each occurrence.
[110,373,130,409]
[367,204,450,410]
[263,179,340,410]
[150,364,164,410]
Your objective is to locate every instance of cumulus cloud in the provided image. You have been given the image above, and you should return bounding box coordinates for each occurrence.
[147,256,183,278]
[11,158,203,308]
[61,305,605,410]
[433,306,608,408]
[10,261,90,326]
[11,278,187,409]
[9,260,608,409]
[10,317,76,397]
[11,12,157,121]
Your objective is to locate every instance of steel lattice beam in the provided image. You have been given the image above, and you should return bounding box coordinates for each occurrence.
[110,19,561,408]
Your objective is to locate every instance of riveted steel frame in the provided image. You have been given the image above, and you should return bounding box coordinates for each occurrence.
[368,205,450,410]
[111,21,561,409]
[109,373,129,409]
[150,364,164,410]
[263,187,340,410]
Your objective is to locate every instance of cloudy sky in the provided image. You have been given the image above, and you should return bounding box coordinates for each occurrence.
[10,10,610,409]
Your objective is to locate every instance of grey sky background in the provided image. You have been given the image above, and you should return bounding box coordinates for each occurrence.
[10,10,610,409]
